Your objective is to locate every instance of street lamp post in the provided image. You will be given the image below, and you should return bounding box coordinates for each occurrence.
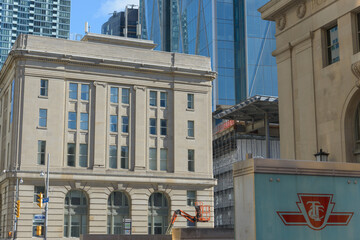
[13,177,23,240]
[44,153,50,239]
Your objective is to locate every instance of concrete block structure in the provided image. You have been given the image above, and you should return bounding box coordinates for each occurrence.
[0,33,216,239]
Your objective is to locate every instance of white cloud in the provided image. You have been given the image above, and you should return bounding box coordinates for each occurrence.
[97,0,139,17]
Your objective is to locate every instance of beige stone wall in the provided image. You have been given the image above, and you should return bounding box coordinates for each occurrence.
[0,34,216,239]
[260,0,360,162]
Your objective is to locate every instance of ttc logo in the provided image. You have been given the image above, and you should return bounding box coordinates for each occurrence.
[277,194,353,230]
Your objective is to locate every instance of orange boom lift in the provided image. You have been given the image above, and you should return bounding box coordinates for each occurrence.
[166,202,211,234]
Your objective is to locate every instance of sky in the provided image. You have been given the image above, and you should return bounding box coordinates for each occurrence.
[70,0,139,39]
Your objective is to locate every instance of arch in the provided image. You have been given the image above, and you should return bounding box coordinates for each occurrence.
[344,88,360,163]
[148,192,170,235]
[63,190,88,238]
[107,191,130,234]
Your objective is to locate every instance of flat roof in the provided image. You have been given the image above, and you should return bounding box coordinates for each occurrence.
[213,95,279,123]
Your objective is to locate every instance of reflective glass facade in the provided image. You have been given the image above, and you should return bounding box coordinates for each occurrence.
[101,8,138,38]
[140,0,277,107]
[0,0,71,69]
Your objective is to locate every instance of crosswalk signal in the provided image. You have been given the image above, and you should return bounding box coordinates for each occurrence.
[36,226,42,236]
[15,200,20,218]
[37,193,43,208]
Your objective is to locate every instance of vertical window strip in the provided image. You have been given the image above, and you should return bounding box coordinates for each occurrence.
[79,144,88,167]
[187,94,194,109]
[149,118,156,135]
[149,148,157,170]
[109,145,117,169]
[68,112,77,129]
[110,115,118,132]
[188,149,194,172]
[188,120,194,137]
[326,25,339,65]
[187,191,196,206]
[39,109,47,127]
[69,83,78,99]
[81,84,89,101]
[121,116,129,133]
[160,119,167,136]
[110,87,118,103]
[160,92,167,107]
[160,148,167,171]
[37,140,46,165]
[67,143,76,167]
[122,88,129,104]
[40,79,48,96]
[150,91,157,106]
[121,146,129,169]
[80,113,88,130]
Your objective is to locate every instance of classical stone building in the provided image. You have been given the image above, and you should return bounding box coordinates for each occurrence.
[259,0,360,162]
[0,33,216,239]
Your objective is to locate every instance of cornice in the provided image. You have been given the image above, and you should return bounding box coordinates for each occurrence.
[234,158,360,178]
[259,0,297,21]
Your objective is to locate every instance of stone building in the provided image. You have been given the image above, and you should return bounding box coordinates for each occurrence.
[0,33,216,239]
[259,0,360,163]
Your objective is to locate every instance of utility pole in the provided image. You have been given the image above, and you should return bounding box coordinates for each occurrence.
[44,153,50,239]
[12,178,19,240]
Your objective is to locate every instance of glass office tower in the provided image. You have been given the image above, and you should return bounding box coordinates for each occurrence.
[139,0,277,106]
[101,7,138,38]
[0,0,71,69]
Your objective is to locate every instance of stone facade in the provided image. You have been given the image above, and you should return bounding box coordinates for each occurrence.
[0,33,216,239]
[259,0,360,162]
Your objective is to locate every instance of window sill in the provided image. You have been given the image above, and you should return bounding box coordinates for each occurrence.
[37,126,47,130]
[68,129,77,132]
[186,136,195,140]
[186,108,195,112]
[79,130,88,133]
[121,132,129,136]
[38,95,48,99]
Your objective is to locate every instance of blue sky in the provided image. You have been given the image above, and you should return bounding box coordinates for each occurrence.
[70,0,139,38]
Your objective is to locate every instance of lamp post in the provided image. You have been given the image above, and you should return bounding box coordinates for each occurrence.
[13,177,23,240]
[314,149,329,162]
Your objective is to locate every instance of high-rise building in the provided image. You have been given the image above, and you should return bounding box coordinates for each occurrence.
[0,0,71,69]
[101,6,139,38]
[139,0,278,106]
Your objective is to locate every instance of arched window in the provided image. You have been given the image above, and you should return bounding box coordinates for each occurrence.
[148,192,169,234]
[64,190,88,238]
[107,191,130,234]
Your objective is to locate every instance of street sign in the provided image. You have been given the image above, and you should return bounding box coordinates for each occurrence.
[34,215,45,223]
[42,198,49,203]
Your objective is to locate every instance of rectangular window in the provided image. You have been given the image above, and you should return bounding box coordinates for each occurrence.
[110,87,118,103]
[187,94,194,109]
[79,144,88,167]
[81,84,89,101]
[33,186,45,202]
[110,115,118,132]
[37,140,46,165]
[80,113,88,130]
[67,143,75,167]
[40,79,48,96]
[68,112,76,129]
[69,83,78,99]
[357,13,360,52]
[160,148,167,171]
[187,191,196,206]
[122,116,129,133]
[149,148,157,170]
[188,149,194,172]
[326,25,339,65]
[160,119,167,136]
[39,109,47,127]
[149,91,157,106]
[149,118,156,135]
[121,146,129,169]
[122,88,129,104]
[160,92,167,107]
[188,121,194,137]
[109,145,117,169]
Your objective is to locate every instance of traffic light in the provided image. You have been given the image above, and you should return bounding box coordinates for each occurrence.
[15,200,20,218]
[36,226,42,236]
[37,193,43,208]
[8,231,12,237]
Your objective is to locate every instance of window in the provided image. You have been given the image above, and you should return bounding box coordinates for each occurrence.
[107,192,130,234]
[150,91,157,106]
[110,115,118,132]
[149,148,157,170]
[160,119,167,136]
[79,144,88,167]
[187,94,194,109]
[149,118,156,135]
[39,109,47,127]
[188,121,194,137]
[188,149,195,171]
[122,88,129,104]
[160,148,167,171]
[122,116,129,133]
[357,13,360,52]
[33,186,45,202]
[81,84,89,101]
[326,25,339,65]
[109,145,117,169]
[187,191,196,206]
[68,112,76,129]
[121,146,129,169]
[69,83,78,99]
[40,79,48,96]
[148,193,169,235]
[80,113,88,130]
[67,143,75,167]
[110,87,118,103]
[64,191,88,238]
[37,140,46,165]
[160,92,167,107]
